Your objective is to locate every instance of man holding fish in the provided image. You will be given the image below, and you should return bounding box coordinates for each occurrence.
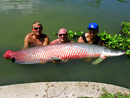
[23,21,49,50]
[4,22,125,65]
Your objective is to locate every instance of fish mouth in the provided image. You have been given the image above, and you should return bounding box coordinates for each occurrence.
[116,51,126,56]
[118,51,125,55]
[122,51,126,55]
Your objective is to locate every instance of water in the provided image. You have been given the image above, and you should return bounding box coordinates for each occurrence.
[0,0,130,88]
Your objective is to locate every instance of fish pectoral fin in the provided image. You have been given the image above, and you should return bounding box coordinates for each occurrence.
[92,57,104,65]
[50,57,62,61]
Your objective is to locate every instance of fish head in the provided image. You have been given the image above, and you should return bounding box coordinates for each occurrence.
[3,50,14,59]
[103,48,125,57]
[109,50,125,56]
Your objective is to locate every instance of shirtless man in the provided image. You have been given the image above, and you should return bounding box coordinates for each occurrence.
[23,21,49,50]
[50,28,72,44]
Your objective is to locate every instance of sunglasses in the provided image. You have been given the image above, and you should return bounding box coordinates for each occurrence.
[59,34,67,36]
[34,27,42,30]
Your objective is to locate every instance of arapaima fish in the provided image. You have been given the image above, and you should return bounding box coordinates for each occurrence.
[3,43,125,64]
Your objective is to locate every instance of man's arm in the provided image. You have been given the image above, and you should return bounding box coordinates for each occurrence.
[77,36,84,43]
[98,39,105,46]
[43,36,49,45]
[23,35,30,50]
[50,39,59,45]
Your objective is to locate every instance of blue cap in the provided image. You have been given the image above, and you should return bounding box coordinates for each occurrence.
[87,23,99,30]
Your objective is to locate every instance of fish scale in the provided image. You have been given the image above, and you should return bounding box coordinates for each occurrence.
[3,43,125,64]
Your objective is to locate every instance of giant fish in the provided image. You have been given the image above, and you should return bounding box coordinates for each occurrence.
[3,43,125,64]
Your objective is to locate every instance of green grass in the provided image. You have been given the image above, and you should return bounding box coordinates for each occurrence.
[78,87,130,98]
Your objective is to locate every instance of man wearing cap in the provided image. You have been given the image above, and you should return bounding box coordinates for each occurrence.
[78,23,104,46]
